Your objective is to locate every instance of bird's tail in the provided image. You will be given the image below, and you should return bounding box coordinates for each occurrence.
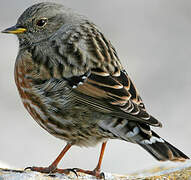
[98,118,189,161]
[137,131,189,162]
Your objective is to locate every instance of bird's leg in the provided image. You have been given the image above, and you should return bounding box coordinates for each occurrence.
[74,142,107,179]
[25,143,72,174]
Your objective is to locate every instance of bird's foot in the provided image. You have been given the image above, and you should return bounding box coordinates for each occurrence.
[25,166,104,178]
[25,166,77,176]
[25,165,57,173]
[73,168,105,179]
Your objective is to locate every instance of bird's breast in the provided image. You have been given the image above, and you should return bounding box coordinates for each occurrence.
[14,50,50,129]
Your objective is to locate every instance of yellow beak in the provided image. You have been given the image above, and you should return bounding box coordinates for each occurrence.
[2,25,27,34]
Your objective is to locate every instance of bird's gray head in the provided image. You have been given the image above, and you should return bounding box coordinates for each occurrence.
[2,2,84,48]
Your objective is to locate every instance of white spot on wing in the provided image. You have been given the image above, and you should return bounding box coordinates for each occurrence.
[141,136,164,144]
[82,76,87,80]
[114,85,124,89]
[126,126,140,138]
[78,82,83,85]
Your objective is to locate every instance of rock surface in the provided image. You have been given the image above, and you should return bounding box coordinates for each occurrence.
[0,162,191,180]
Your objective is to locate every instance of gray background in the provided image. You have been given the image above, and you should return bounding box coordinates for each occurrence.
[0,0,190,174]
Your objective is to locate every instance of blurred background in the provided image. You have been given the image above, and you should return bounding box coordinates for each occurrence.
[0,0,190,174]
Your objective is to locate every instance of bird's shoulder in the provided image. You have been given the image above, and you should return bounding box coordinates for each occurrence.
[50,21,122,76]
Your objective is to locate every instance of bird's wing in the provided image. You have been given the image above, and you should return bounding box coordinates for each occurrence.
[71,68,161,127]
[53,22,162,127]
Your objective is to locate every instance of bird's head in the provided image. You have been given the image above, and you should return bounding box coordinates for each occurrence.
[2,2,82,48]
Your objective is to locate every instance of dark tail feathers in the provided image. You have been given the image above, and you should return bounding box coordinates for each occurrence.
[138,131,189,162]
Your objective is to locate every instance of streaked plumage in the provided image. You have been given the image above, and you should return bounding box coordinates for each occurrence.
[2,2,189,178]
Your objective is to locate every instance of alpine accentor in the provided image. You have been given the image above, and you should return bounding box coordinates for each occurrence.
[2,2,189,178]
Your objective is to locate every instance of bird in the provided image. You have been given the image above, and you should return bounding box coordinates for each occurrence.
[2,2,189,179]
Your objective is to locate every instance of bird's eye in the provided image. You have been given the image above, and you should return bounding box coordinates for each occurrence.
[36,18,48,27]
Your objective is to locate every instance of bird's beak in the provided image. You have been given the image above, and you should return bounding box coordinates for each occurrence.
[1,25,27,34]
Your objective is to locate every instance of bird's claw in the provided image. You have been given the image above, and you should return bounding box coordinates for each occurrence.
[67,168,78,177]
[55,168,78,177]
[99,172,105,179]
[24,166,32,171]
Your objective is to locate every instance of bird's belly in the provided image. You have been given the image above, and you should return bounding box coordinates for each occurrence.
[20,91,109,147]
